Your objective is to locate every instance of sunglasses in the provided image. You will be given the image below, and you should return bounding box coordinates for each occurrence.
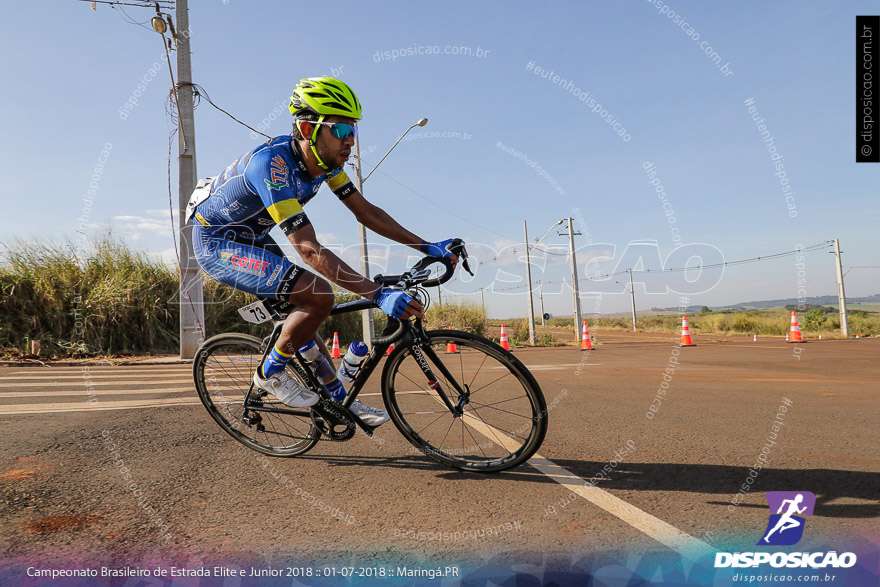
[307,120,358,140]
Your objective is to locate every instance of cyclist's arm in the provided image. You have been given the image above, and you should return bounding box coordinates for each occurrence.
[329,173,459,266]
[341,191,425,252]
[286,222,425,319]
[285,218,380,300]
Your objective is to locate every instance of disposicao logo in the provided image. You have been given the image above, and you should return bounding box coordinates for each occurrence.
[714,490,857,570]
[758,491,815,546]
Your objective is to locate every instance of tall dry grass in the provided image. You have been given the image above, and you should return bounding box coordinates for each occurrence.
[424,300,488,336]
[0,237,386,355]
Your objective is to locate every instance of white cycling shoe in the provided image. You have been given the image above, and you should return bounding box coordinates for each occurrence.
[253,369,319,408]
[349,401,390,427]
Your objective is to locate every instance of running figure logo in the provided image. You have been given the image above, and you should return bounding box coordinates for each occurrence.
[758,491,816,546]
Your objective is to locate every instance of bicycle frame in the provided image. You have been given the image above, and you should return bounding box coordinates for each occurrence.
[240,298,467,435]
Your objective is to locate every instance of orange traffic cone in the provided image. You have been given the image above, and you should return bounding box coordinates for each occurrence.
[499,323,510,350]
[785,333,790,342]
[581,320,594,351]
[446,326,459,353]
[331,332,341,358]
[753,334,758,342]
[787,311,803,343]
[385,343,395,356]
[679,316,696,347]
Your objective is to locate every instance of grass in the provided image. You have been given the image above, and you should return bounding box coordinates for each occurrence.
[490,307,879,340]
[0,236,386,357]
[1,235,872,357]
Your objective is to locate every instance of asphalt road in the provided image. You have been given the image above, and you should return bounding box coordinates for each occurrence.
[1,333,877,576]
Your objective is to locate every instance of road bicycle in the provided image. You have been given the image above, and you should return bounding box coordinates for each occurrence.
[192,250,547,473]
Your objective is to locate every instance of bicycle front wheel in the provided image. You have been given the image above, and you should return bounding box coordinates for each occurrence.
[193,333,320,457]
[382,330,547,473]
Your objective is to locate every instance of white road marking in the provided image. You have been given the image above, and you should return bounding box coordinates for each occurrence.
[429,395,715,560]
[0,388,192,398]
[0,372,191,381]
[4,380,193,388]
[487,363,602,371]
[0,397,204,415]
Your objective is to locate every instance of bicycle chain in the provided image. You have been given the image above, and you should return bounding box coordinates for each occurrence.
[241,396,356,443]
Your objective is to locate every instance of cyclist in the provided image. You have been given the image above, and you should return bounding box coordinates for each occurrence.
[186,77,461,426]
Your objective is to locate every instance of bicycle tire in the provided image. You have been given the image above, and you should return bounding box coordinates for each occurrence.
[193,333,320,457]
[381,329,547,473]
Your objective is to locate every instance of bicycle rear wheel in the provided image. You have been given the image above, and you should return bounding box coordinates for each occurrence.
[193,333,320,457]
[382,330,547,473]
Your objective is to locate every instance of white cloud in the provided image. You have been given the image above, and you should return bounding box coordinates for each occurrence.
[146,247,179,267]
[111,212,176,239]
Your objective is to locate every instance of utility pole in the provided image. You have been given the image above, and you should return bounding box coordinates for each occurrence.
[628,269,637,331]
[538,282,546,327]
[479,288,485,314]
[524,220,536,345]
[351,137,375,344]
[832,239,849,337]
[175,0,204,359]
[559,218,582,341]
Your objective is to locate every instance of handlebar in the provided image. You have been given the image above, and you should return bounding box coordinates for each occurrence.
[371,318,407,346]
[370,239,472,346]
[373,238,471,289]
[370,258,450,346]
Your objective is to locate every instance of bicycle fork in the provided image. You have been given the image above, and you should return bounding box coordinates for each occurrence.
[409,343,469,417]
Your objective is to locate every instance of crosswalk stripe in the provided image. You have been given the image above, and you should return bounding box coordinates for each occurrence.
[0,388,193,398]
[0,372,191,381]
[0,397,204,415]
[3,379,193,388]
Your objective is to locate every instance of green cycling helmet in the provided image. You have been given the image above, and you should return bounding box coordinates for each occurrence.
[289,77,362,120]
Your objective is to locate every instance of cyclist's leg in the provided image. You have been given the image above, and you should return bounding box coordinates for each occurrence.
[193,227,328,366]
[274,271,334,357]
[261,234,333,365]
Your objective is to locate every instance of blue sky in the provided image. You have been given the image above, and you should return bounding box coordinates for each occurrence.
[1,0,877,318]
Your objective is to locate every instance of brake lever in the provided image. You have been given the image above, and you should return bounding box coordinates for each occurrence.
[451,240,473,276]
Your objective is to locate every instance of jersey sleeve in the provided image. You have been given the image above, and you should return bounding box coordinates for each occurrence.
[325,168,357,200]
[246,150,311,235]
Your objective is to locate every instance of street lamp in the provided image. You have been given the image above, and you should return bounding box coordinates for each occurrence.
[150,16,167,34]
[362,117,428,183]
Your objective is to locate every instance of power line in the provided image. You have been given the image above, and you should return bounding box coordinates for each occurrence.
[176,82,270,139]
[351,157,520,242]
[78,0,175,8]
[111,4,153,30]
[581,241,834,281]
[458,241,836,294]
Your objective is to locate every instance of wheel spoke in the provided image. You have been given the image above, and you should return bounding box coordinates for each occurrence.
[468,399,533,418]
[196,336,318,456]
[385,333,546,472]
[468,370,514,395]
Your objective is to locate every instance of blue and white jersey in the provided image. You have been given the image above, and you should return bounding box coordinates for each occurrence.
[191,136,356,240]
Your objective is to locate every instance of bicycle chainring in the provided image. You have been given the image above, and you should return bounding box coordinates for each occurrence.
[310,399,356,441]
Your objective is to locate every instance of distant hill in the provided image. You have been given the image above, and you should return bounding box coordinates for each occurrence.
[651,294,880,312]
